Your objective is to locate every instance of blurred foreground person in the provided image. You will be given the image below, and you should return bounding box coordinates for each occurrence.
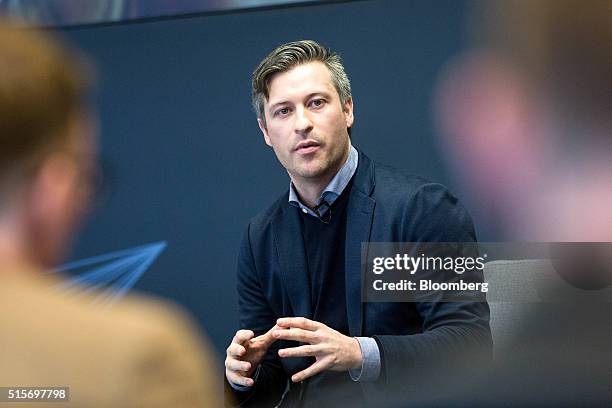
[0,20,220,407]
[436,0,612,242]
[431,0,612,406]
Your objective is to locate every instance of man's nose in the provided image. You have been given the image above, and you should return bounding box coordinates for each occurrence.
[294,106,313,134]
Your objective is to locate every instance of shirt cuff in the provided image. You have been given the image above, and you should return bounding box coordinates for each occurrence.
[228,365,261,391]
[349,337,381,382]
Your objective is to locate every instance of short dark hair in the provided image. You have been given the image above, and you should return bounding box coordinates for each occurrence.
[251,40,352,129]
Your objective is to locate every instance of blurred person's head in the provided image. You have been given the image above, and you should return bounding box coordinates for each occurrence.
[252,40,354,186]
[0,20,96,269]
[434,0,612,241]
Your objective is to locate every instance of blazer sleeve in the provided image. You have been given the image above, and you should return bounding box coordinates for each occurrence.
[225,222,288,407]
[373,183,492,388]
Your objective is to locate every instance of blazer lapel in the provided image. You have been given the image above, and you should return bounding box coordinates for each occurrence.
[273,204,313,319]
[345,150,376,336]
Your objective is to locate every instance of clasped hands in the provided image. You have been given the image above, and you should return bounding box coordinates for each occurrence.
[225,317,363,387]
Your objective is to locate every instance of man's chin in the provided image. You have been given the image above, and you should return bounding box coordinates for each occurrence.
[292,164,329,181]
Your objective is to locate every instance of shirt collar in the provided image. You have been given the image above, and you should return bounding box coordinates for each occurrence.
[288,145,358,217]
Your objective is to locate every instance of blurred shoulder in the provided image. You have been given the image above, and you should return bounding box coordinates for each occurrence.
[0,272,220,407]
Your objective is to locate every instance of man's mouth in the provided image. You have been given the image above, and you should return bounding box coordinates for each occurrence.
[295,140,321,154]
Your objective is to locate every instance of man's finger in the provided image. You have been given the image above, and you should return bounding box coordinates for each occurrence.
[291,358,330,382]
[225,357,251,372]
[278,344,320,358]
[273,327,318,343]
[234,329,255,344]
[226,370,255,388]
[227,343,246,357]
[249,324,280,349]
[277,317,320,331]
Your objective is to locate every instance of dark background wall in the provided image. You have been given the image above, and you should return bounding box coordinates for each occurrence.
[61,0,469,356]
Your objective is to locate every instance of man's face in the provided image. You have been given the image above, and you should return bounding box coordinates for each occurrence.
[258,61,354,183]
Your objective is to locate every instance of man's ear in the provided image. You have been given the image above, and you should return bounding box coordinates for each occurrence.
[434,52,538,163]
[258,117,272,147]
[23,153,81,266]
[343,96,354,129]
[28,154,78,220]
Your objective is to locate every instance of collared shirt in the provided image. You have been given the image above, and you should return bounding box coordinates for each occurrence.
[288,144,358,219]
[228,145,380,392]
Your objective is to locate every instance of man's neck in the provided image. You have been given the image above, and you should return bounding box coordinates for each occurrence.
[290,146,351,209]
[291,175,334,209]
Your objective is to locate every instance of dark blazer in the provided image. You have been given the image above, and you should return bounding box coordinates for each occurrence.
[228,150,492,406]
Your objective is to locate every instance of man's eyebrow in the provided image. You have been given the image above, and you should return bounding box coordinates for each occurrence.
[305,91,333,100]
[268,100,290,112]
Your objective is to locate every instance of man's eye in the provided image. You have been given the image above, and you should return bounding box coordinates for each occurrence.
[310,99,325,108]
[276,108,290,116]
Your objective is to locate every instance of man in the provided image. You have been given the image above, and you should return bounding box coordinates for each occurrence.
[225,40,491,406]
[0,21,220,407]
[432,0,612,405]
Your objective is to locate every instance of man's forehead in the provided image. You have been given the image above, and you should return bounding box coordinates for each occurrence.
[266,61,335,103]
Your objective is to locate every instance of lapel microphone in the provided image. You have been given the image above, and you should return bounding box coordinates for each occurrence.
[314,200,332,224]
